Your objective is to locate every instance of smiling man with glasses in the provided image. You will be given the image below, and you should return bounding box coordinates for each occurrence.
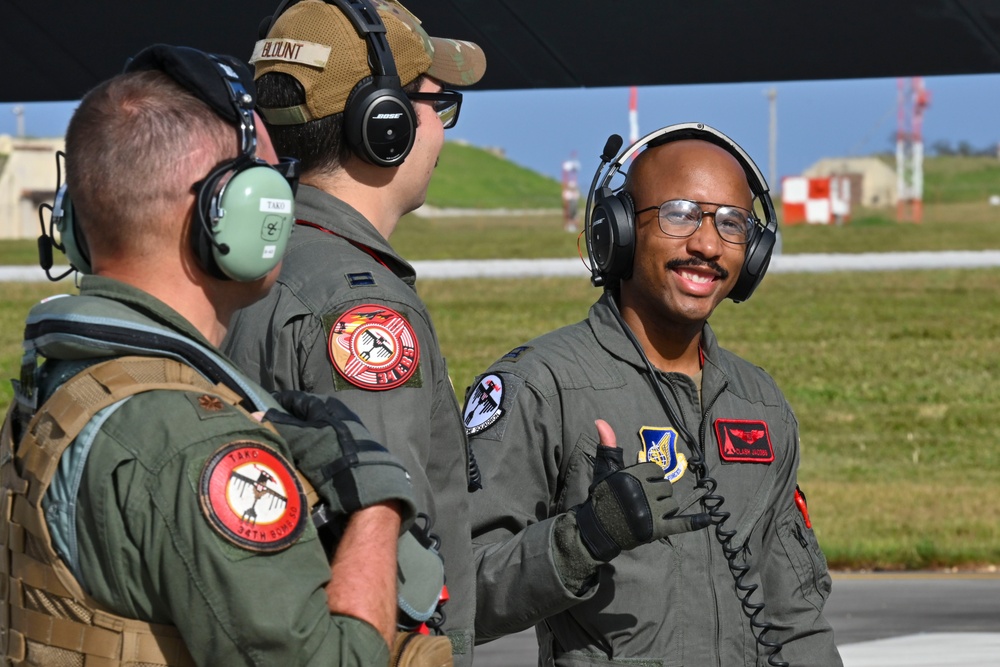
[224,1,486,664]
[464,128,841,666]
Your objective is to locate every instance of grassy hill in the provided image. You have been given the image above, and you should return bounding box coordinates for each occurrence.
[425,141,562,210]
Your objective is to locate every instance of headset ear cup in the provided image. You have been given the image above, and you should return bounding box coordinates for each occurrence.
[52,185,93,275]
[589,187,635,282]
[192,166,229,280]
[343,78,415,167]
[194,163,296,282]
[729,220,776,303]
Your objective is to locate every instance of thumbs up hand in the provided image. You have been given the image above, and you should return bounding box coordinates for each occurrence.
[574,420,710,562]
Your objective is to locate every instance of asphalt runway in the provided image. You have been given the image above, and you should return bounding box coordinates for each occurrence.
[472,572,1000,666]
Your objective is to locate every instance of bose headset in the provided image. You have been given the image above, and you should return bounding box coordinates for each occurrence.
[259,0,417,166]
[584,122,778,303]
[38,45,300,283]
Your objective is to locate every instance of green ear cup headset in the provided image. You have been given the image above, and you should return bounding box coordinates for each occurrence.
[39,44,300,282]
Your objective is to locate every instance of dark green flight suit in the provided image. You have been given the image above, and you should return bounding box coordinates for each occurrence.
[10,276,414,666]
[465,293,842,667]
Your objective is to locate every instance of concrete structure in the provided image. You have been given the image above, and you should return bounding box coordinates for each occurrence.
[804,157,897,209]
[0,134,63,240]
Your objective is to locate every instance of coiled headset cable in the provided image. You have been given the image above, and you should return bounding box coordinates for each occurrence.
[606,296,788,667]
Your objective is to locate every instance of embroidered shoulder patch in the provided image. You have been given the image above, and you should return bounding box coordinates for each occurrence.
[199,441,307,552]
[327,304,420,390]
[638,426,687,482]
[714,419,774,463]
[463,373,505,435]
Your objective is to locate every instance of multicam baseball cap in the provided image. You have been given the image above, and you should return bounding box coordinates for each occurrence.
[250,0,486,125]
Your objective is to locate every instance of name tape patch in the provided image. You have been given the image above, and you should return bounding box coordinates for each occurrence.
[250,39,331,68]
[714,419,774,463]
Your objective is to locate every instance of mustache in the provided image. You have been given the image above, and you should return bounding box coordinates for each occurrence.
[666,257,729,280]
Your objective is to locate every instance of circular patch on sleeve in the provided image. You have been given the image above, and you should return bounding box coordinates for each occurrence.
[199,441,307,552]
[327,304,420,390]
[463,373,505,435]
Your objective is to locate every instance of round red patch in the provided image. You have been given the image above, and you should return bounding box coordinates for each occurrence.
[327,304,420,390]
[199,441,307,552]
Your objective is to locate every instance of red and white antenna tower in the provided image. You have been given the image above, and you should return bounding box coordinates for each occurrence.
[628,86,639,155]
[896,77,930,223]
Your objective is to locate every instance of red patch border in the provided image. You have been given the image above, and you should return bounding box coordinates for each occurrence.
[199,441,307,552]
[714,418,775,464]
[327,304,420,391]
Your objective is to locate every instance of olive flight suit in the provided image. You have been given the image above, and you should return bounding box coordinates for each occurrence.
[225,185,476,663]
[465,292,842,667]
[2,276,415,666]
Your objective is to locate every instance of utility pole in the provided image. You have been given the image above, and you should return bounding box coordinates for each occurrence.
[896,78,930,223]
[628,86,639,155]
[766,88,777,188]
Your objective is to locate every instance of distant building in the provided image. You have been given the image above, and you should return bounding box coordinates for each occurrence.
[803,156,897,208]
[0,134,62,239]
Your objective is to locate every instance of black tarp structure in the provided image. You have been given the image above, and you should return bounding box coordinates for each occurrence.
[4,0,1000,103]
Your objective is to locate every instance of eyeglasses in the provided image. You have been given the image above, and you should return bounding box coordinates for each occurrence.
[634,199,756,245]
[406,89,463,129]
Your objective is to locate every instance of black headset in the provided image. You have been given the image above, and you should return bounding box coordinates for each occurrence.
[40,45,300,283]
[584,122,778,303]
[260,0,416,166]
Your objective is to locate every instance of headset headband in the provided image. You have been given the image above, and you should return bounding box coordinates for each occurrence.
[599,122,770,200]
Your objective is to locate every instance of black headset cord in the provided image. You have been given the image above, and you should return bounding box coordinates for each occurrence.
[606,295,788,667]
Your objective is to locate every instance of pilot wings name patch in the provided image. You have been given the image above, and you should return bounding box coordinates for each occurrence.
[714,419,774,463]
[463,373,504,435]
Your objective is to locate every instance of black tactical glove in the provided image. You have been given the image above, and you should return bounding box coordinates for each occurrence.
[574,443,709,562]
[264,390,417,529]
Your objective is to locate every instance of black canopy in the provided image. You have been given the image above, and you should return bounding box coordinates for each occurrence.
[5,0,1000,102]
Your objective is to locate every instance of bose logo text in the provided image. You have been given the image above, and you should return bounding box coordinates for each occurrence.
[373,113,403,120]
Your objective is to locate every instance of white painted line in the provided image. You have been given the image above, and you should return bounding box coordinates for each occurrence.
[839,632,1000,667]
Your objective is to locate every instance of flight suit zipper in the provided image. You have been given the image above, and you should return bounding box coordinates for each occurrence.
[662,372,728,666]
[699,382,726,667]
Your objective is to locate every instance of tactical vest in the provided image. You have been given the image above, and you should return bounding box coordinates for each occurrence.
[0,295,306,667]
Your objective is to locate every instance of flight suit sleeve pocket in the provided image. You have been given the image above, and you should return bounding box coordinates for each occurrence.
[776,503,832,610]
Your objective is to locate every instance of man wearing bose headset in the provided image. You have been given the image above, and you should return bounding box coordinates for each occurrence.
[0,44,431,666]
[463,124,842,666]
[224,1,486,662]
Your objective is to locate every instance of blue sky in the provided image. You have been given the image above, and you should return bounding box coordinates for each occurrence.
[3,73,999,190]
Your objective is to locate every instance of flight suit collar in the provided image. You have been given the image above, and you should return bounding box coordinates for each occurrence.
[78,275,215,350]
[293,185,416,285]
[587,291,730,408]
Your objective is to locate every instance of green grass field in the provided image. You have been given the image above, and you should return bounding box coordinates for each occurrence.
[419,268,1000,571]
[2,150,998,571]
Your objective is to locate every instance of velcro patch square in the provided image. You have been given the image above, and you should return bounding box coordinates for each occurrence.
[346,272,376,288]
[714,419,774,463]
